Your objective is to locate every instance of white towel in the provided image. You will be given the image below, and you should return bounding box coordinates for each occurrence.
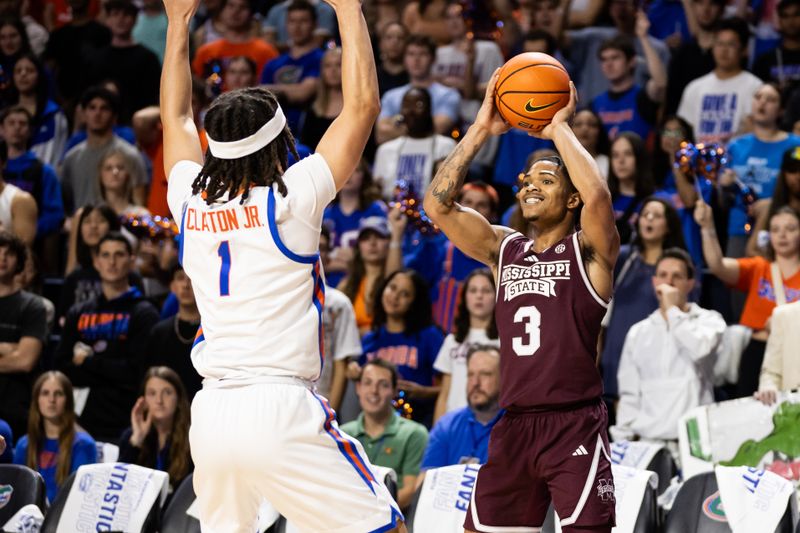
[57,463,168,533]
[610,440,664,470]
[714,465,793,533]
[2,503,44,533]
[413,463,482,533]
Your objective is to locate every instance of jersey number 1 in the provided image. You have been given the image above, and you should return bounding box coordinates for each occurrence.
[513,305,541,356]
[218,241,231,296]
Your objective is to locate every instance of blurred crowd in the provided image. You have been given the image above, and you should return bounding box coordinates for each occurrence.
[0,0,799,510]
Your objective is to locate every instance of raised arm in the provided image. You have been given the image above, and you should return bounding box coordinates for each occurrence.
[161,0,204,177]
[636,11,666,103]
[423,70,511,267]
[694,199,740,285]
[535,82,620,296]
[315,0,380,191]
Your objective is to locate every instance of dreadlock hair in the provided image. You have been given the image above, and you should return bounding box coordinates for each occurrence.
[193,88,299,205]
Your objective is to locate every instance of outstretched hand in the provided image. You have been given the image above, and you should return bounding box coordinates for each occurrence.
[474,69,512,137]
[529,81,577,140]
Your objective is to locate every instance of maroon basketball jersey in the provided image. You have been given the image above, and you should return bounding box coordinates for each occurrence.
[495,231,607,409]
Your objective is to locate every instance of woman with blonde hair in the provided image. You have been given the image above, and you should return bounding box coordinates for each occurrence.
[118,366,193,491]
[97,149,150,218]
[13,371,97,502]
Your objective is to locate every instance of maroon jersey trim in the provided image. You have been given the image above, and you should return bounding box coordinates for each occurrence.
[571,232,609,309]
[495,231,524,301]
[560,433,612,527]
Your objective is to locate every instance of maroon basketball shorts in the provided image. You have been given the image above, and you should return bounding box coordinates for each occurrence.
[464,400,616,532]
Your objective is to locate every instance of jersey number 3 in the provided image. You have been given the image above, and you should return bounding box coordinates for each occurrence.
[218,241,231,296]
[512,305,541,356]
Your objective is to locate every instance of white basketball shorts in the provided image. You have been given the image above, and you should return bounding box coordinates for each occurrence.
[189,377,403,533]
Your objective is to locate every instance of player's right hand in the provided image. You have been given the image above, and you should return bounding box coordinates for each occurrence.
[474,69,512,137]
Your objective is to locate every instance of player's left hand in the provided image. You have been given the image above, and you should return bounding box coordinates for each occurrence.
[529,81,577,140]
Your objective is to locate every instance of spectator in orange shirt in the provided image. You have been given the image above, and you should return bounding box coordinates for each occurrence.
[192,0,277,95]
[696,202,800,397]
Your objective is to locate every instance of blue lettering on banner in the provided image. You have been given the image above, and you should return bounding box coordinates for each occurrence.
[742,467,764,494]
[455,464,480,512]
[95,463,129,531]
[610,440,629,464]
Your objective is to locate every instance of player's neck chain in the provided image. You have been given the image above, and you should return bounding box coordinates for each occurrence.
[174,315,200,344]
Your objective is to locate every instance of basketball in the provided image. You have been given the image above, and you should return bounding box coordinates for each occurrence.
[494,52,571,132]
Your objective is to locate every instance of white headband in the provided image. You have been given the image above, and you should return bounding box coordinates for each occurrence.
[206,107,287,159]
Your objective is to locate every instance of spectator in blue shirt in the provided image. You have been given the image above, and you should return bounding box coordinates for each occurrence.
[422,345,502,469]
[725,83,800,258]
[13,371,97,503]
[375,34,461,145]
[1,106,64,245]
[259,0,324,135]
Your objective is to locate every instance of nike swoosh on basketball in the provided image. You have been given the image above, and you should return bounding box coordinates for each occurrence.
[524,99,558,113]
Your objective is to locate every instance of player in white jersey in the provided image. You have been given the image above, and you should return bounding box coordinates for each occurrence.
[160,0,406,530]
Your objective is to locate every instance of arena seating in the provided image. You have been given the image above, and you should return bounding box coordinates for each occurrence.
[664,471,794,533]
[160,474,201,533]
[40,469,162,533]
[0,464,47,526]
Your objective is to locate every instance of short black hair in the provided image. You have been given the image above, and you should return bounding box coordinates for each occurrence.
[167,261,186,281]
[598,34,636,61]
[534,155,577,195]
[655,247,695,279]
[359,358,399,389]
[0,230,27,275]
[97,231,132,255]
[287,0,316,22]
[713,17,750,48]
[405,34,437,57]
[80,86,120,116]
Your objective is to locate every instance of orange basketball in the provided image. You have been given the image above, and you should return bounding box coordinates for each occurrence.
[494,52,571,132]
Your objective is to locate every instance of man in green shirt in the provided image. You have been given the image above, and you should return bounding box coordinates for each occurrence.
[340,359,429,509]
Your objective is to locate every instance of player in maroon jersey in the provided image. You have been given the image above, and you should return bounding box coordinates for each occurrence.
[423,71,620,533]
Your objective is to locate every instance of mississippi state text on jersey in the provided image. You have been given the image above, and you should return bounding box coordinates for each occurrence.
[495,231,608,409]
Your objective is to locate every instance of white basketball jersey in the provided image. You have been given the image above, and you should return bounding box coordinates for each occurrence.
[166,154,336,382]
